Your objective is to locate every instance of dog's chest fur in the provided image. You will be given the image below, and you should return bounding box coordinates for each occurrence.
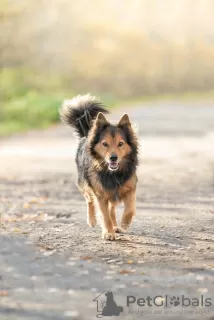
[94,171,137,202]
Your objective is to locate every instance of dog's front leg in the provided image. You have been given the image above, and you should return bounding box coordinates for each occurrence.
[109,202,124,233]
[121,190,136,230]
[97,198,115,240]
[86,199,96,227]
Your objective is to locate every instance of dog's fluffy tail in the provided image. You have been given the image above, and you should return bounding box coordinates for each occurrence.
[59,94,109,138]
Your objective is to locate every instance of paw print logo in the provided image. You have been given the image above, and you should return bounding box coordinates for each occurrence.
[170,296,180,307]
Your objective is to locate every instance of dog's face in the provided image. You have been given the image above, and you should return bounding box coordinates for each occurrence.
[88,113,138,172]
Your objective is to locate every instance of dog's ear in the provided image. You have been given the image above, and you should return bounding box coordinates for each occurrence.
[94,112,109,126]
[118,114,131,126]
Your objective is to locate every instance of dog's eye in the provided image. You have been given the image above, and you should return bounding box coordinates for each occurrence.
[102,142,108,148]
[118,141,124,147]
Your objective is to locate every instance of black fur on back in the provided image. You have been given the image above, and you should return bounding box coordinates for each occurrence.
[59,94,109,138]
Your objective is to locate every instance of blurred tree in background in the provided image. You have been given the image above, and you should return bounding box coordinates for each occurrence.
[1,0,214,135]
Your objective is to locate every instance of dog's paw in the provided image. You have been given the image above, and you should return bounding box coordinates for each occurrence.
[113,226,124,233]
[121,223,130,231]
[102,232,116,241]
[87,216,96,228]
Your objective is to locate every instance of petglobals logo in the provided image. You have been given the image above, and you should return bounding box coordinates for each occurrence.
[127,295,212,308]
[92,292,212,317]
[93,291,123,318]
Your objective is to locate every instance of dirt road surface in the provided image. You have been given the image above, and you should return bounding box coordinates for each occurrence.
[0,102,214,319]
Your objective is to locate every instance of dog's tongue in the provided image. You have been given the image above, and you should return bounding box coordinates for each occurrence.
[109,162,118,169]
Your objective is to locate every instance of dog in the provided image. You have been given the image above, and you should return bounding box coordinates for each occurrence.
[60,94,138,240]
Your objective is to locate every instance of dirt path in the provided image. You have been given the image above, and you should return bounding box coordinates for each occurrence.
[0,103,214,319]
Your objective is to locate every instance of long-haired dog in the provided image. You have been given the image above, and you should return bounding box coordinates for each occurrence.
[60,94,138,240]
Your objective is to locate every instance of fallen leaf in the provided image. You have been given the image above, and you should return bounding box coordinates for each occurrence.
[37,243,53,251]
[119,269,132,274]
[0,290,8,297]
[23,203,31,209]
[81,255,93,261]
[29,198,39,204]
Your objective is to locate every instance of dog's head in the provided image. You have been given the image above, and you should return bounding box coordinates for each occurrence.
[88,113,138,172]
[105,291,113,299]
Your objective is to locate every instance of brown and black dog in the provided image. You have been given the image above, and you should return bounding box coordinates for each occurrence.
[60,94,138,240]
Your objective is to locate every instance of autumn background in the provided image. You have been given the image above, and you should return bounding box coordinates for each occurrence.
[1,0,214,136]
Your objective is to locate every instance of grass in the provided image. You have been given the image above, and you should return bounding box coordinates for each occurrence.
[0,92,119,137]
[0,92,64,137]
[0,68,121,137]
[0,68,66,136]
[1,68,214,137]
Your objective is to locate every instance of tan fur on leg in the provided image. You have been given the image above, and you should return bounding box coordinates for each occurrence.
[109,202,124,233]
[87,200,96,227]
[121,190,136,230]
[97,198,115,240]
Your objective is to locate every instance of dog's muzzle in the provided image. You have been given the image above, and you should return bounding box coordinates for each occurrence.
[108,154,119,171]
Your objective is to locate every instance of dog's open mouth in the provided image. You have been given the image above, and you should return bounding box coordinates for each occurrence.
[109,162,119,171]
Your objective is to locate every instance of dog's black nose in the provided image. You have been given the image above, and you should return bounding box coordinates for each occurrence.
[110,154,118,162]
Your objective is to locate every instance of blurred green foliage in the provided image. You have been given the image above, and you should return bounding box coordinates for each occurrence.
[0,68,118,136]
[1,67,214,137]
[0,68,66,136]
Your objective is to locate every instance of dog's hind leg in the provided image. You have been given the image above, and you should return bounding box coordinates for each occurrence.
[121,190,136,230]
